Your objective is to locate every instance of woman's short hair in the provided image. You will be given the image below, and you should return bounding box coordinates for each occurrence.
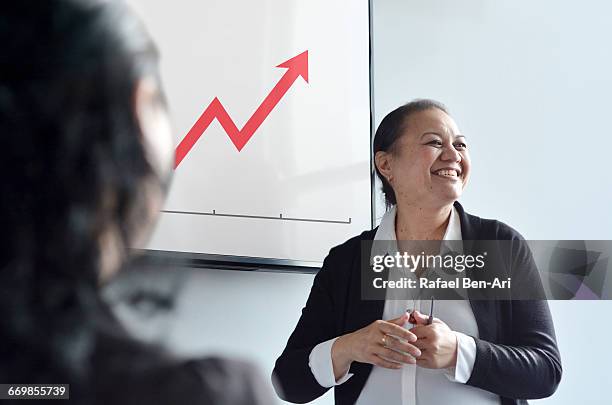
[373,99,449,208]
[0,0,161,390]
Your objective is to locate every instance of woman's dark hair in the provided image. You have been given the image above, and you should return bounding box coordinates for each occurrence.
[373,99,449,208]
[0,0,161,396]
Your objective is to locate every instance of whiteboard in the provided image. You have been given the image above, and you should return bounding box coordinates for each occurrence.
[127,0,372,266]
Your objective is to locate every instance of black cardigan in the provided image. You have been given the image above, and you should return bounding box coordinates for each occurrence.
[272,202,562,405]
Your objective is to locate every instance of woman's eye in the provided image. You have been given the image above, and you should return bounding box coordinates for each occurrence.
[454,142,467,149]
[427,140,443,147]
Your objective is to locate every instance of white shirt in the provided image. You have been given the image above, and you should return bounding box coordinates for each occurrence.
[308,205,501,404]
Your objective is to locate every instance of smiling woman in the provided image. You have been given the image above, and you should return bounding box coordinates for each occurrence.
[374,100,470,215]
[272,99,561,405]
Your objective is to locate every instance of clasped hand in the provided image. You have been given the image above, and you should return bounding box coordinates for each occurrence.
[331,311,457,380]
[409,310,458,369]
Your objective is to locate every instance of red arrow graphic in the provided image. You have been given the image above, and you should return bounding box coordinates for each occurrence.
[174,50,309,169]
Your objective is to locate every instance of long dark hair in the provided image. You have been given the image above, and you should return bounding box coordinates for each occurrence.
[373,99,449,208]
[0,0,161,394]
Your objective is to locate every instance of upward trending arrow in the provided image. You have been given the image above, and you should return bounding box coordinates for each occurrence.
[174,50,309,169]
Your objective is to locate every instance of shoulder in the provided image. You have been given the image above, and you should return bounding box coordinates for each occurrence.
[470,213,525,240]
[457,202,526,241]
[183,356,275,405]
[94,329,273,404]
[324,228,377,263]
[314,228,377,282]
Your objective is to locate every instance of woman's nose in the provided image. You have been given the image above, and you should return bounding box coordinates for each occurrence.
[441,144,461,162]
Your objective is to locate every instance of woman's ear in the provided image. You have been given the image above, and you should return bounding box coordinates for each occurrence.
[134,76,174,178]
[375,150,393,183]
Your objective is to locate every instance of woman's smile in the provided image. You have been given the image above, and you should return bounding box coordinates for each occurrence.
[431,168,462,181]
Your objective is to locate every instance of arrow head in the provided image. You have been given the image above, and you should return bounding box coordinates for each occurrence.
[276,50,308,83]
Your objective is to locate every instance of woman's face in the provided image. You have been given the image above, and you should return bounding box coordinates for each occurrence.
[136,76,174,184]
[133,76,174,245]
[99,77,174,283]
[377,108,471,208]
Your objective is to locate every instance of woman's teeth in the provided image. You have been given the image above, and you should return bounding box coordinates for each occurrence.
[434,169,459,177]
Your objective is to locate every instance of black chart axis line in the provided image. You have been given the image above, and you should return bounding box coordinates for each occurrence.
[161,209,352,225]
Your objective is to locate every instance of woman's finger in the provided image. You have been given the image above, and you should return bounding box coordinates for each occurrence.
[369,354,403,369]
[410,324,433,340]
[375,346,417,364]
[386,313,409,326]
[412,309,444,325]
[378,321,417,342]
[410,310,431,325]
[412,338,429,350]
[382,335,422,358]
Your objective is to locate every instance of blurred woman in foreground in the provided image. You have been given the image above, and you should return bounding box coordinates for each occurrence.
[0,1,273,403]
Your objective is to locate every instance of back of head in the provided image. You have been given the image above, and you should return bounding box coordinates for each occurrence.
[0,0,161,396]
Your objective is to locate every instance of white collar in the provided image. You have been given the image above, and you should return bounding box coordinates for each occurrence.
[375,204,462,241]
[371,204,463,259]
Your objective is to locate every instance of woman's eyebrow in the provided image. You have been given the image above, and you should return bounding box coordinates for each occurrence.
[420,132,467,140]
[420,131,443,139]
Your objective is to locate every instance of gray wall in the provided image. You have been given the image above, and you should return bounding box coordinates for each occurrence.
[107,0,612,404]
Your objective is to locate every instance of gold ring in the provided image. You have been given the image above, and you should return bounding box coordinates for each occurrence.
[382,334,387,347]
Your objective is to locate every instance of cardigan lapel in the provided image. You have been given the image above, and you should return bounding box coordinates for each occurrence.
[454,201,499,342]
[350,229,386,330]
